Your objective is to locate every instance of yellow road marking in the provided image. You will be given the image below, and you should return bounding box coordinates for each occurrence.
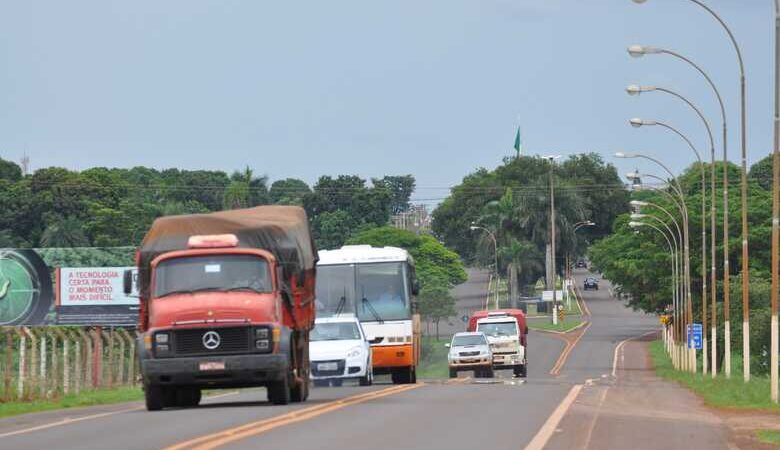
[550,321,592,376]
[160,384,423,450]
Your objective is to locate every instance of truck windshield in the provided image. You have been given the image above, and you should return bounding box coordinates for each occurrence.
[357,262,410,322]
[310,322,362,341]
[154,255,271,298]
[452,335,487,346]
[477,321,518,337]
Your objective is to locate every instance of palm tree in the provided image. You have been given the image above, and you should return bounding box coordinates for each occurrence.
[40,217,90,248]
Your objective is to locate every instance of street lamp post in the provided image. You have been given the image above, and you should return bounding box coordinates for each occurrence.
[545,156,562,325]
[627,84,720,378]
[570,221,596,308]
[471,225,499,310]
[631,0,750,383]
[630,118,707,373]
[773,0,780,404]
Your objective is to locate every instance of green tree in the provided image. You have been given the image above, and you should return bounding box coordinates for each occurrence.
[0,158,22,182]
[418,282,457,339]
[372,175,416,214]
[270,178,311,205]
[40,217,90,248]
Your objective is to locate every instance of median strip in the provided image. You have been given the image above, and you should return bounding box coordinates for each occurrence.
[160,384,423,450]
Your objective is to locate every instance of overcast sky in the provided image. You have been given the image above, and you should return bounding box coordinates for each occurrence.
[0,1,774,204]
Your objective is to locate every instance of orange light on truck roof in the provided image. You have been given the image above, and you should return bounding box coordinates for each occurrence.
[187,234,239,249]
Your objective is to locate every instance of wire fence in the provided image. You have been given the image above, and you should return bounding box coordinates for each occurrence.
[0,327,139,402]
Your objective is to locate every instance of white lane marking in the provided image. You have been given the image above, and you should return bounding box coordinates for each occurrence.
[580,387,609,450]
[611,330,660,378]
[0,390,240,439]
[523,384,583,450]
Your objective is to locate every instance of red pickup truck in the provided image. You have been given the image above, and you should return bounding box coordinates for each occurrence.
[126,206,317,410]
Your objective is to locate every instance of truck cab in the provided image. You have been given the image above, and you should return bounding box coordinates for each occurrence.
[469,310,527,377]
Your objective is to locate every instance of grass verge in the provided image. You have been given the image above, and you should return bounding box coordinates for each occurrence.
[528,318,585,333]
[648,340,780,414]
[757,430,780,447]
[417,336,450,379]
[0,386,143,419]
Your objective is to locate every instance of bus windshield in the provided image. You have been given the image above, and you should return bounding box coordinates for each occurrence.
[315,262,411,322]
[357,262,410,322]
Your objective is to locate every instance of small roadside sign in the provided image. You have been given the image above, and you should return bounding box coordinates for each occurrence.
[461,314,469,323]
[687,323,703,350]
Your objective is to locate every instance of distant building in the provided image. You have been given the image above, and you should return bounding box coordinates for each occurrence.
[390,204,431,234]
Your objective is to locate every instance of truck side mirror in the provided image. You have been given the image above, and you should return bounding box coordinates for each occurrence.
[412,280,420,296]
[123,270,134,295]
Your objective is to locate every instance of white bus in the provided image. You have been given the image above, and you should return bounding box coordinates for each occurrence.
[316,245,420,384]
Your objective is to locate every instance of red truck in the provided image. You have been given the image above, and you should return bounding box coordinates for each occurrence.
[125,206,317,410]
[467,309,528,377]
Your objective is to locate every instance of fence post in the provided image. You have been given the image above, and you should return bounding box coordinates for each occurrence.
[102,329,114,389]
[39,329,47,399]
[75,329,90,394]
[2,328,13,401]
[91,327,102,389]
[116,328,128,386]
[53,328,70,396]
[16,328,28,400]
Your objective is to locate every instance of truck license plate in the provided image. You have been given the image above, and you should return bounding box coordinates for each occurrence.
[317,362,338,371]
[199,361,225,371]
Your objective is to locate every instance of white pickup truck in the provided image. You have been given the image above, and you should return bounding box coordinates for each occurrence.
[474,312,527,377]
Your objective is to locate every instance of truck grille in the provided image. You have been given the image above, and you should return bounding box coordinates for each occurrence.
[173,327,250,356]
[459,351,480,357]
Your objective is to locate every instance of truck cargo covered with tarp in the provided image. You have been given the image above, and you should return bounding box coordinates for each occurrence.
[138,206,316,297]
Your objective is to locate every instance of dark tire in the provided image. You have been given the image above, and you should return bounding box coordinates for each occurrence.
[267,376,291,405]
[410,367,417,384]
[449,368,457,379]
[392,368,411,384]
[359,364,373,386]
[177,388,201,408]
[514,364,527,378]
[144,383,164,411]
[331,379,343,387]
[163,387,178,408]
[485,367,495,378]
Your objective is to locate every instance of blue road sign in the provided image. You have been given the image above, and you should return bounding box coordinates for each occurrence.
[461,315,469,323]
[687,323,703,350]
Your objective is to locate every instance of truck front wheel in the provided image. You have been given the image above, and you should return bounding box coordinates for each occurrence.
[514,364,527,378]
[144,383,164,411]
[449,368,457,379]
[267,376,291,405]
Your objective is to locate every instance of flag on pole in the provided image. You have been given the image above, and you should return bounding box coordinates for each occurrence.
[513,126,523,157]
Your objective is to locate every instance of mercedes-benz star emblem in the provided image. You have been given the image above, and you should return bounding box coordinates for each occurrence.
[202,331,221,350]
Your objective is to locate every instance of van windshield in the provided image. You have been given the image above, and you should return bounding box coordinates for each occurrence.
[477,321,518,337]
[154,255,271,297]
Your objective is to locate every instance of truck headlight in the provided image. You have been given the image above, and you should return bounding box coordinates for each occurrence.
[347,347,362,358]
[255,339,270,350]
[155,332,169,344]
[255,328,269,339]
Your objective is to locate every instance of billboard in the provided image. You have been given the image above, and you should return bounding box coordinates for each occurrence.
[56,267,139,326]
[0,247,138,326]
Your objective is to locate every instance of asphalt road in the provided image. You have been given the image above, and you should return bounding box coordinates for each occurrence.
[1,268,695,450]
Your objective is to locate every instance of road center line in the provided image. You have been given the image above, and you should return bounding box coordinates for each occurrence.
[523,384,584,450]
[160,384,423,450]
[550,321,592,376]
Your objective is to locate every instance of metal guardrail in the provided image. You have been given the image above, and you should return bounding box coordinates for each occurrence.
[0,326,138,402]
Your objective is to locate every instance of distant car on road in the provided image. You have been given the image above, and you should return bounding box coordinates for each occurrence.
[447,332,493,378]
[576,260,587,269]
[583,277,599,290]
[310,316,373,387]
